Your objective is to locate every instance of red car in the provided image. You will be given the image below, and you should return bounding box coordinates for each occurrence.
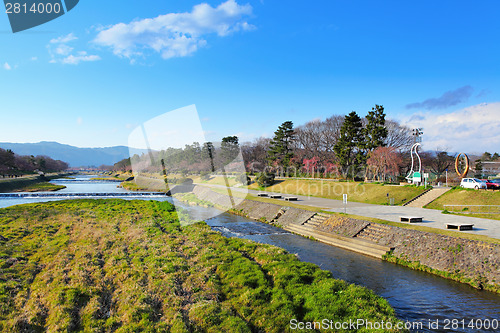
[485,179,500,190]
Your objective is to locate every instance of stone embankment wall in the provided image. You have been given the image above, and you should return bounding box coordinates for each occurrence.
[319,215,499,291]
[192,186,315,225]
[192,186,500,292]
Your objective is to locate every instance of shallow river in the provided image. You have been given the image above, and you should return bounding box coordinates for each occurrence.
[1,176,499,332]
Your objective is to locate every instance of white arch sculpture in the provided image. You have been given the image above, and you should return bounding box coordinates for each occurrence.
[406,143,422,184]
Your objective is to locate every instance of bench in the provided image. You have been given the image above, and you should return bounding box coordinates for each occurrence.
[446,224,474,231]
[400,216,423,223]
[269,194,282,199]
[284,197,298,201]
[257,193,268,197]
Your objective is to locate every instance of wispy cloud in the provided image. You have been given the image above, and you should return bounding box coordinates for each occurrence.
[93,0,255,61]
[406,86,474,110]
[50,33,78,44]
[476,89,491,98]
[401,102,500,153]
[48,33,101,65]
[3,62,11,70]
[62,52,101,65]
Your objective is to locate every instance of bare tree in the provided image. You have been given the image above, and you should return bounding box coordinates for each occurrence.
[321,115,343,160]
[294,119,323,158]
[241,137,270,173]
[424,149,454,180]
[294,115,344,161]
[384,120,413,151]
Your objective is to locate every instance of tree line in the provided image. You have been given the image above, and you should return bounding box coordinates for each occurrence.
[113,104,499,183]
[243,105,415,181]
[114,136,243,176]
[114,105,412,181]
[0,148,69,177]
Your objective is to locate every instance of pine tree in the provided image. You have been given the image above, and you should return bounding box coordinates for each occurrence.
[334,111,365,179]
[267,121,295,169]
[364,104,388,151]
[202,142,215,172]
[220,136,239,165]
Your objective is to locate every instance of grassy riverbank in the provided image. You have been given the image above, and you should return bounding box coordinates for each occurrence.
[0,200,404,332]
[425,187,500,220]
[0,174,70,193]
[383,253,499,294]
[11,182,66,192]
[248,179,426,205]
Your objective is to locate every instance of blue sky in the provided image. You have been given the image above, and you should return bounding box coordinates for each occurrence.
[1,0,500,153]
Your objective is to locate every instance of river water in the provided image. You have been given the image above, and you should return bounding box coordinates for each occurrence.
[1,176,499,332]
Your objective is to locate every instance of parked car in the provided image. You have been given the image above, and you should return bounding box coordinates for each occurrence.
[460,178,487,190]
[485,179,500,190]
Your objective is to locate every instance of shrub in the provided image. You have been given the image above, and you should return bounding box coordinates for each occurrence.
[236,173,251,185]
[256,173,275,187]
[200,172,211,181]
[169,177,193,185]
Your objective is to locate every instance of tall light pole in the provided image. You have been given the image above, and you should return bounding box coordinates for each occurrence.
[412,128,423,144]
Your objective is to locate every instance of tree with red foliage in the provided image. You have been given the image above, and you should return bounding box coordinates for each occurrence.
[303,156,320,176]
[366,146,402,182]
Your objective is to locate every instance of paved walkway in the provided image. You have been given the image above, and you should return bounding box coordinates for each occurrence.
[196,184,500,239]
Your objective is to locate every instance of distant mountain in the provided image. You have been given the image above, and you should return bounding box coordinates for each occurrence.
[0,141,139,167]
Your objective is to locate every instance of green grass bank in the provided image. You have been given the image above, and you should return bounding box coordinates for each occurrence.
[0,174,71,193]
[425,187,500,220]
[248,179,427,205]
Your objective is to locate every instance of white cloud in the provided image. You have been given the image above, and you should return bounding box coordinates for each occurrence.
[77,117,83,125]
[3,62,11,70]
[400,102,500,153]
[55,44,74,56]
[48,33,101,65]
[93,0,255,60]
[62,52,101,65]
[30,57,38,61]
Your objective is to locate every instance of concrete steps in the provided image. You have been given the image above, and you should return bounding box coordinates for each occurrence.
[405,187,451,208]
[284,222,392,259]
[301,213,329,227]
[354,223,391,243]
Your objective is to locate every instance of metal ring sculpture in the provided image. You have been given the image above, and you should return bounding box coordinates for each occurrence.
[455,153,470,178]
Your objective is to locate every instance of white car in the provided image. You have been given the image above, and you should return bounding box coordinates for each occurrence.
[460,178,487,190]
